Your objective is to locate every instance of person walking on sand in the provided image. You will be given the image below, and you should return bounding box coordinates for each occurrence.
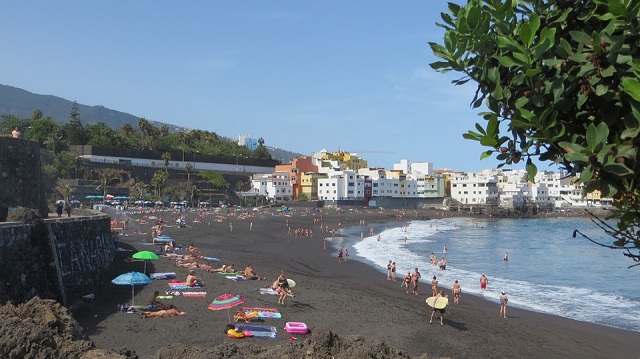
[411,268,421,295]
[429,290,448,325]
[431,276,438,297]
[386,260,393,280]
[480,273,488,292]
[402,271,411,294]
[452,280,461,304]
[500,291,508,318]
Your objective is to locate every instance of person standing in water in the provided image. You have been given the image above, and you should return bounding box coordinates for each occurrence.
[480,273,488,292]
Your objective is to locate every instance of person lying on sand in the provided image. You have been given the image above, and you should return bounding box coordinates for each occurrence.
[176,259,200,268]
[141,308,186,318]
[244,264,266,280]
[208,264,235,273]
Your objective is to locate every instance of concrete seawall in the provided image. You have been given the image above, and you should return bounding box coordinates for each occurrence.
[0,215,113,305]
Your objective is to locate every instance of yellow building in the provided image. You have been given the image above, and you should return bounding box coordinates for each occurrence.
[320,151,369,171]
[300,172,327,200]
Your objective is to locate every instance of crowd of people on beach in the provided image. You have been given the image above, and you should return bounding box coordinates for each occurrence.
[113,203,512,332]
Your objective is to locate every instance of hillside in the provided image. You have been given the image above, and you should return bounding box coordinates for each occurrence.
[0,84,302,163]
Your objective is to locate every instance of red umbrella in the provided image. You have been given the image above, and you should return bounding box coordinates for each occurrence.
[208,292,245,322]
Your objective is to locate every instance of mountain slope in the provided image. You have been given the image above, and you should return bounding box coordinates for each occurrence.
[0,84,302,163]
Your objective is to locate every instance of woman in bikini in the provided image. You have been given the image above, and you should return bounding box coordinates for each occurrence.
[402,271,412,294]
[431,276,438,296]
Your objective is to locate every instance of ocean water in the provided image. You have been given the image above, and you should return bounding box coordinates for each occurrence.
[337,216,640,332]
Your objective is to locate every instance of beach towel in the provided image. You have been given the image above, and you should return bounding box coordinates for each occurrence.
[188,264,213,270]
[150,272,176,280]
[181,291,207,298]
[259,288,279,296]
[227,276,250,281]
[242,307,282,319]
[202,256,220,262]
[168,282,202,289]
[156,295,173,299]
[218,271,245,276]
[235,324,277,339]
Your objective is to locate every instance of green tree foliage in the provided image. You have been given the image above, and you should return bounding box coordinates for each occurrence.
[430,0,640,264]
[184,162,194,183]
[95,168,128,198]
[199,170,228,189]
[151,170,169,197]
[161,152,171,173]
[130,180,150,200]
[254,137,272,160]
[65,101,86,145]
[54,179,75,202]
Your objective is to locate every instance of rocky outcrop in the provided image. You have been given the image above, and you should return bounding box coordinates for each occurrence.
[0,298,436,359]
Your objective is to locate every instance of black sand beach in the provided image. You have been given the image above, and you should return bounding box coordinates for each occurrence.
[72,207,640,358]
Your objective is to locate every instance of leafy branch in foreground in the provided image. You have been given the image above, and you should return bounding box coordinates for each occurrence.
[430,0,640,262]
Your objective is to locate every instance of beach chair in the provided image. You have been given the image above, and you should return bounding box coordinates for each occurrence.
[233,310,259,323]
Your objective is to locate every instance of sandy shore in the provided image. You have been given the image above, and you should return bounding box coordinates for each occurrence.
[72,207,640,359]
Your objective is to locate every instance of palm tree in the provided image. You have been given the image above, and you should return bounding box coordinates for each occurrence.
[151,171,169,197]
[137,118,152,149]
[55,179,75,203]
[95,168,126,199]
[185,162,193,182]
[161,152,171,173]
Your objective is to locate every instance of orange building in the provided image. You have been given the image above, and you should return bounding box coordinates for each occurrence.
[275,156,318,199]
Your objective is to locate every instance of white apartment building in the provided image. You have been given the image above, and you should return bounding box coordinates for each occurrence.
[358,168,401,198]
[250,172,293,202]
[534,171,589,207]
[450,172,500,205]
[393,159,434,176]
[317,170,367,201]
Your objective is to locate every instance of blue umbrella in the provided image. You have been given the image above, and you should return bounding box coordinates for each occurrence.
[112,271,151,306]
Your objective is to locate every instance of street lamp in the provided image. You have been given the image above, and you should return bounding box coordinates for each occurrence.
[179,147,185,167]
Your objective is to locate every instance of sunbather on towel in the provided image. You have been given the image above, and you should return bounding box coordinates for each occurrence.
[177,259,200,268]
[244,264,266,280]
[186,270,204,287]
[148,291,172,310]
[141,308,186,318]
[208,264,235,273]
[225,323,250,338]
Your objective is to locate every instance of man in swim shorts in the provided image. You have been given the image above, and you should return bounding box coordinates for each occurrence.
[429,290,447,325]
[480,273,488,291]
[452,280,461,304]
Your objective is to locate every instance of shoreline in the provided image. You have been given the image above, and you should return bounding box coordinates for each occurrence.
[73,207,640,358]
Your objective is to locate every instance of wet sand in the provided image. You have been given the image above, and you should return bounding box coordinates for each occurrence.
[72,207,640,358]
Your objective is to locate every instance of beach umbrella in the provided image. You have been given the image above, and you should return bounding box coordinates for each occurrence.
[111,271,151,306]
[208,292,245,323]
[132,250,159,274]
